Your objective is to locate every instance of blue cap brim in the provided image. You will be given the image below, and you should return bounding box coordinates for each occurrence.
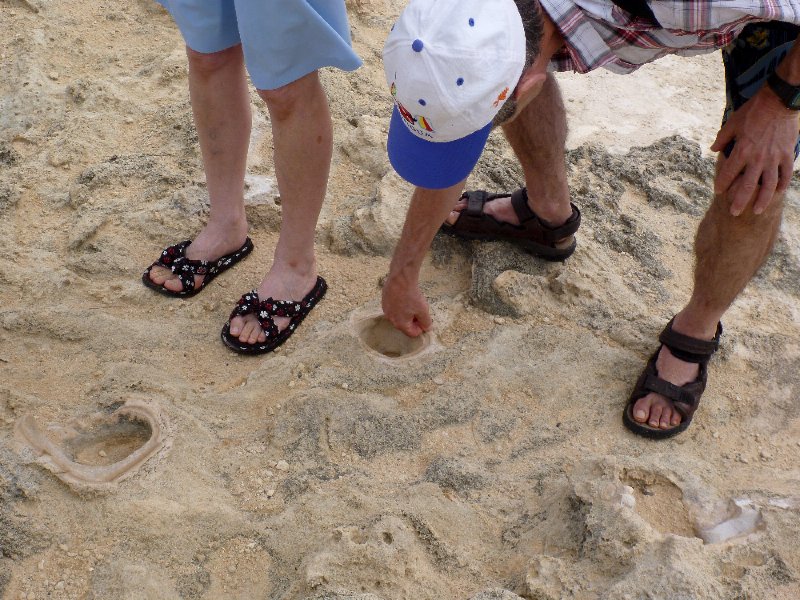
[387,106,491,190]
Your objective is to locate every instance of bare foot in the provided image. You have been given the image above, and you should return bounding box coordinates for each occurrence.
[148,219,249,293]
[631,345,700,430]
[227,264,318,345]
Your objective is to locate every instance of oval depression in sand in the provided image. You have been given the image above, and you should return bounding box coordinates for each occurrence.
[15,398,171,491]
[353,312,437,362]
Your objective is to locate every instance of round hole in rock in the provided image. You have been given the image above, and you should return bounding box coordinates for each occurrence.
[356,315,430,359]
[63,415,152,467]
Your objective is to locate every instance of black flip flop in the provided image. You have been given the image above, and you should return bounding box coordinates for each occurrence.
[221,276,327,355]
[142,237,254,298]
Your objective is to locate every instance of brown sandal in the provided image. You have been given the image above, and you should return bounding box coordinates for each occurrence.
[623,318,723,439]
[438,188,581,261]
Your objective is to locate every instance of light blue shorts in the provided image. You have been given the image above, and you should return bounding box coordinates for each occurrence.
[156,0,362,90]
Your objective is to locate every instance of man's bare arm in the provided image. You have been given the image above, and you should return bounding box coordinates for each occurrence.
[382,182,465,337]
[712,37,800,215]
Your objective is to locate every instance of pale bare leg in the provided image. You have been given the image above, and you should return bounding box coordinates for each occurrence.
[445,75,573,229]
[632,161,784,429]
[148,44,251,293]
[228,71,332,344]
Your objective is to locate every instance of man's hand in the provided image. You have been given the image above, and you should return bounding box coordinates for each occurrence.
[381,270,432,338]
[381,182,466,337]
[711,86,798,216]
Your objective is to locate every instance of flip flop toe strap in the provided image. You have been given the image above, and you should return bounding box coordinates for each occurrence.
[155,240,191,266]
[154,240,218,294]
[168,256,211,293]
[230,292,307,340]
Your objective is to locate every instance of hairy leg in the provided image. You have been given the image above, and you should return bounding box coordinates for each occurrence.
[149,44,251,292]
[229,71,332,344]
[633,159,784,429]
[445,74,573,227]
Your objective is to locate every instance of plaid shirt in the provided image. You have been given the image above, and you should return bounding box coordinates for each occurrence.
[539,0,800,73]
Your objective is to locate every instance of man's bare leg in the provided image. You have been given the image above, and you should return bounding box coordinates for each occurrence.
[229,72,332,344]
[445,74,573,228]
[632,165,784,429]
[149,44,252,292]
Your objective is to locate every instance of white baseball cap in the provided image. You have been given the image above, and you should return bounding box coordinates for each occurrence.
[383,0,527,189]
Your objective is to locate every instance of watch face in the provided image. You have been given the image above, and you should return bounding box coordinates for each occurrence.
[791,91,800,110]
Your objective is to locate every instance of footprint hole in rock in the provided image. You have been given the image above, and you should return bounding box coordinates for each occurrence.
[63,414,152,467]
[355,315,430,359]
[382,532,393,544]
[621,468,698,539]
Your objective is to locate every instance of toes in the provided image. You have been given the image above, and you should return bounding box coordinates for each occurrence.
[634,395,682,430]
[239,318,263,345]
[247,324,262,345]
[149,265,171,285]
[147,267,205,293]
[229,316,242,337]
[444,199,467,225]
[633,397,651,423]
[659,406,674,429]
[648,403,664,428]
[230,315,268,346]
[237,319,255,343]
[163,277,185,293]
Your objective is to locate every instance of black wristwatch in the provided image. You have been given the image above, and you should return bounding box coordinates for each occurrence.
[766,71,800,110]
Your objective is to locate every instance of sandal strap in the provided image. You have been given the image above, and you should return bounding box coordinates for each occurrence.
[659,318,723,364]
[230,290,260,319]
[170,256,211,277]
[642,374,697,412]
[229,291,307,340]
[230,291,279,339]
[154,241,203,293]
[511,188,582,243]
[155,240,191,268]
[464,190,490,217]
[260,298,304,318]
[171,257,211,294]
[510,188,537,222]
[155,240,213,285]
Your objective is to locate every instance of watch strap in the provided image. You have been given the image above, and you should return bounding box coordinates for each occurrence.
[767,71,800,110]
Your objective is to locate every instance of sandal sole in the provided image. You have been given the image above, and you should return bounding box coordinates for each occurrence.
[622,404,691,440]
[438,225,577,261]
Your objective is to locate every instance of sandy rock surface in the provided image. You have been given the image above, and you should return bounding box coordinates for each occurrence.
[1,1,800,599]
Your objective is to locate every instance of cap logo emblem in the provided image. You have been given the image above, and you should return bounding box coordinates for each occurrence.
[493,87,510,108]
[392,82,435,134]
